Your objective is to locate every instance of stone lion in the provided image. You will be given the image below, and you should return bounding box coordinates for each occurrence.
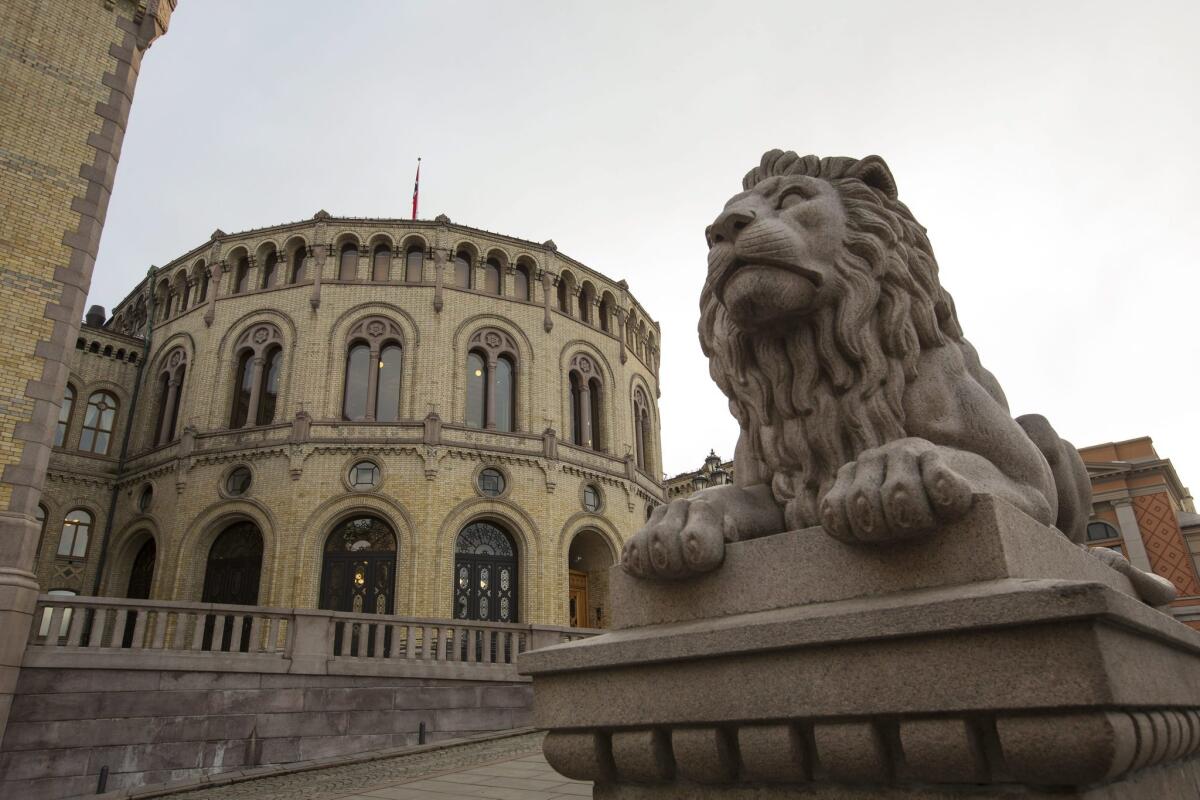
[621,150,1175,604]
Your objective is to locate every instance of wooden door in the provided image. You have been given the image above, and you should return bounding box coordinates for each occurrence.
[569,570,589,628]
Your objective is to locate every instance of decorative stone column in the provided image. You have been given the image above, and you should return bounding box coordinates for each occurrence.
[433,248,446,313]
[156,373,181,445]
[242,356,265,428]
[579,382,593,449]
[541,271,555,332]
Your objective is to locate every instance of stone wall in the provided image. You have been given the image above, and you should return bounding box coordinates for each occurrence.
[0,667,531,799]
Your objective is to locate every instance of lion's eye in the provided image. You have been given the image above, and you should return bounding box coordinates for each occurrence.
[778,187,813,209]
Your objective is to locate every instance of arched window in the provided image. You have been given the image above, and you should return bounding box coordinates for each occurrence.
[290,246,307,283]
[230,350,254,428]
[57,509,91,558]
[1087,521,1122,542]
[54,384,75,447]
[372,243,390,282]
[195,263,209,305]
[79,392,117,454]
[513,265,531,301]
[465,328,519,431]
[633,387,652,472]
[483,257,502,295]
[567,354,602,450]
[341,317,405,422]
[153,372,170,442]
[454,521,517,622]
[319,516,397,614]
[599,293,614,333]
[180,276,192,310]
[257,345,282,425]
[261,250,278,289]
[230,324,284,428]
[405,245,424,283]
[339,242,359,281]
[466,351,486,428]
[453,249,472,288]
[233,256,249,294]
[557,278,571,314]
[579,282,595,324]
[154,349,188,445]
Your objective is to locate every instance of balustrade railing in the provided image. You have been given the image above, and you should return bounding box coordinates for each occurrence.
[26,595,601,677]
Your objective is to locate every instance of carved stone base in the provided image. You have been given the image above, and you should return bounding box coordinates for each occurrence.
[521,497,1200,797]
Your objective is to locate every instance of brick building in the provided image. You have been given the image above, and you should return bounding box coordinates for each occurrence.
[33,214,665,630]
[667,438,1200,628]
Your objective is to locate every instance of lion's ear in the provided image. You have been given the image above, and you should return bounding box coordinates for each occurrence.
[852,155,898,200]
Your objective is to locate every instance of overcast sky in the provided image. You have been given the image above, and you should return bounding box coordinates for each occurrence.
[93,1,1200,487]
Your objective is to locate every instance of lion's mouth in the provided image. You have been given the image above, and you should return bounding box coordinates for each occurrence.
[725,257,824,287]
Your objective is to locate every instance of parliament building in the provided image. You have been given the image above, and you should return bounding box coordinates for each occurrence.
[32,211,664,629]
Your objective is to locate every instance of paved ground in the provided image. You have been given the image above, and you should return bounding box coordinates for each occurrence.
[153,732,590,800]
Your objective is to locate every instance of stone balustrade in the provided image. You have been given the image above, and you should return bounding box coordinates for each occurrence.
[26,594,597,681]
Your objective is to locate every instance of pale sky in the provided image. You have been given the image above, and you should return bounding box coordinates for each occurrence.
[92,1,1200,487]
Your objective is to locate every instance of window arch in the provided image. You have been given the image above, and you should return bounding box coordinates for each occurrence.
[319,515,397,614]
[57,508,92,559]
[156,279,170,320]
[232,255,250,294]
[567,354,603,450]
[454,521,517,623]
[54,384,75,447]
[79,391,118,454]
[579,281,595,324]
[465,328,519,432]
[1087,521,1121,542]
[453,249,473,288]
[557,274,573,315]
[290,244,308,283]
[339,241,359,281]
[178,272,191,310]
[633,386,653,473]
[598,292,615,333]
[513,263,531,301]
[261,249,278,289]
[229,324,285,428]
[372,243,391,282]
[404,244,424,283]
[194,263,209,305]
[154,348,188,445]
[341,317,404,422]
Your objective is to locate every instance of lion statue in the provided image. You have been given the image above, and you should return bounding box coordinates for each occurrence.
[621,149,1175,605]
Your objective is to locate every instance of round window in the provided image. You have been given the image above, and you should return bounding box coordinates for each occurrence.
[226,466,252,496]
[583,484,601,513]
[137,484,153,512]
[349,460,380,491]
[478,467,505,497]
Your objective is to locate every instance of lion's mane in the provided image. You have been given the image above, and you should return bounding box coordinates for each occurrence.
[699,150,966,529]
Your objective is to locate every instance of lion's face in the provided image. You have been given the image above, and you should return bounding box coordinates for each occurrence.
[705,174,847,330]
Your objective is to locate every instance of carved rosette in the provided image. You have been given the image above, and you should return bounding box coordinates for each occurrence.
[348,316,402,348]
[234,322,283,357]
[468,327,518,360]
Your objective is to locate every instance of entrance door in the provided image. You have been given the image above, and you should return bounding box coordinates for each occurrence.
[454,521,517,623]
[568,570,588,628]
[201,522,263,651]
[318,516,397,615]
[122,538,157,647]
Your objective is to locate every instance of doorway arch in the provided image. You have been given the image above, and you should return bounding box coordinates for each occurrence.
[318,515,397,614]
[454,521,518,623]
[201,521,263,605]
[567,529,615,629]
[126,538,156,600]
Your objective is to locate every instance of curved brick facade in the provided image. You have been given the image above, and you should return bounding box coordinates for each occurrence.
[35,214,664,626]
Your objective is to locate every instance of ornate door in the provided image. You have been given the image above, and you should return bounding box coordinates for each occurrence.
[454,522,517,623]
[318,516,397,615]
[201,522,263,651]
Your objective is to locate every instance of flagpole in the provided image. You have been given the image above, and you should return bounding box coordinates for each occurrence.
[411,157,421,221]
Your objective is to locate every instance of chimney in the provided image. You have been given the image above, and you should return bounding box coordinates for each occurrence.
[84,305,106,328]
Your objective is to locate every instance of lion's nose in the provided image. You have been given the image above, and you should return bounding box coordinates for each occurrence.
[708,208,755,245]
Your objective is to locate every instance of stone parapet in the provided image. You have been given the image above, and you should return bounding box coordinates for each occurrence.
[522,497,1200,797]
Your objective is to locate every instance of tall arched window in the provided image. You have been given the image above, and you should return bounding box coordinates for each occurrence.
[633,386,652,473]
[339,242,359,281]
[454,521,517,622]
[229,324,284,428]
[57,509,91,558]
[341,316,405,422]
[557,278,571,314]
[319,516,397,614]
[599,293,614,333]
[180,275,192,309]
[79,391,117,454]
[579,282,595,324]
[261,250,278,289]
[233,256,249,294]
[513,264,530,301]
[372,243,390,282]
[156,280,170,320]
[153,372,170,442]
[290,245,307,283]
[257,345,282,425]
[54,384,75,447]
[155,348,188,445]
[567,354,602,450]
[483,257,502,295]
[453,249,472,288]
[465,328,519,432]
[196,267,209,304]
[405,245,424,283]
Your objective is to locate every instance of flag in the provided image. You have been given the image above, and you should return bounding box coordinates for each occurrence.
[411,158,421,220]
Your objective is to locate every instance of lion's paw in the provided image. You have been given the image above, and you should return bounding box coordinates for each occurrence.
[819,438,973,544]
[621,498,726,580]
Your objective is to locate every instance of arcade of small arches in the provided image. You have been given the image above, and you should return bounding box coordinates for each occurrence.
[110,231,659,371]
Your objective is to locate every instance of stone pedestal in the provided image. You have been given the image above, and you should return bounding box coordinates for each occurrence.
[521,497,1200,798]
